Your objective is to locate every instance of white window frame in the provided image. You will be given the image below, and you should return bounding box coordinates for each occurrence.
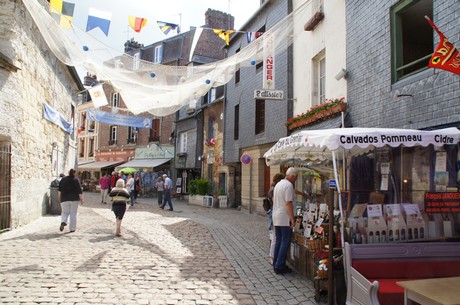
[112,92,120,108]
[110,126,117,142]
[154,45,163,63]
[319,57,326,104]
[179,132,187,154]
[207,88,216,104]
[133,52,140,71]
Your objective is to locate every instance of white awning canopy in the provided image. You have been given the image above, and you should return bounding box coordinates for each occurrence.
[78,161,124,170]
[264,127,460,166]
[116,158,171,169]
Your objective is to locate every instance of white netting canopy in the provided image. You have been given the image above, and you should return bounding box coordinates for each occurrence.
[23,0,311,116]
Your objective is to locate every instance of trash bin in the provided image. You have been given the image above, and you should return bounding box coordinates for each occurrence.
[49,178,61,215]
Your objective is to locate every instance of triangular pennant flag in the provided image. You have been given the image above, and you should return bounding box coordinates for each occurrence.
[128,16,148,33]
[86,8,112,36]
[87,85,108,108]
[246,31,263,43]
[157,21,179,35]
[425,16,460,75]
[49,0,75,29]
[213,29,235,45]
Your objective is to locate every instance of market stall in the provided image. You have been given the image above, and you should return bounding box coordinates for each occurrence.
[263,127,460,305]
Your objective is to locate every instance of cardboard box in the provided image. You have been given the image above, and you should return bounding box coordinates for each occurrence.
[366,204,388,243]
[385,204,407,242]
[403,203,426,241]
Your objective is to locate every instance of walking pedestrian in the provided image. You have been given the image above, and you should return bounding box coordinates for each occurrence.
[134,173,140,203]
[58,168,83,233]
[160,173,173,211]
[272,167,298,274]
[126,173,135,207]
[110,171,118,191]
[99,172,110,204]
[267,173,286,262]
[109,179,130,237]
[155,176,164,205]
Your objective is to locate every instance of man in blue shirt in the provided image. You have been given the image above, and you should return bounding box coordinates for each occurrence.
[160,174,173,211]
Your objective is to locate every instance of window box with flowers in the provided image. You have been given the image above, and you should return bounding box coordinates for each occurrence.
[285,98,347,130]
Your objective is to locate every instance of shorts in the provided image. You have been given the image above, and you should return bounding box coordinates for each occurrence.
[112,202,127,219]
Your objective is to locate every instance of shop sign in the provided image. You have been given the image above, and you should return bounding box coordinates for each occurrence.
[329,180,337,188]
[425,192,460,213]
[254,89,284,100]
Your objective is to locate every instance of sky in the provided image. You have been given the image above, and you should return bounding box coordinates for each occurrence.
[68,0,261,58]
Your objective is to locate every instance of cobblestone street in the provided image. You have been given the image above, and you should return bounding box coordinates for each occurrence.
[0,192,316,305]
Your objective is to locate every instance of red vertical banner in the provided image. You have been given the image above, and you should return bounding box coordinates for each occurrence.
[425,16,460,75]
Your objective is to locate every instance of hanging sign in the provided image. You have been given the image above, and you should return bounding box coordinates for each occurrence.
[241,154,252,165]
[254,89,284,100]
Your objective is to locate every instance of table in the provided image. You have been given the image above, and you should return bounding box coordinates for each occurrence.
[396,276,460,305]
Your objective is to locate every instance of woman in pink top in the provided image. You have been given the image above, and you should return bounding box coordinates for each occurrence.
[99,173,111,204]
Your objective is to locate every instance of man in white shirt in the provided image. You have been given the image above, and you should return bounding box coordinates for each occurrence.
[272,167,298,274]
[160,173,173,211]
[126,173,135,207]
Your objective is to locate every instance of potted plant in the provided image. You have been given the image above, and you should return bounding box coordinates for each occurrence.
[285,97,347,130]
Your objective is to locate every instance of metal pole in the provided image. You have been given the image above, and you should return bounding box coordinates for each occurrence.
[249,162,252,213]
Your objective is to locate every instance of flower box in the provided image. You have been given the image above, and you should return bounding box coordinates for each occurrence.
[286,98,347,131]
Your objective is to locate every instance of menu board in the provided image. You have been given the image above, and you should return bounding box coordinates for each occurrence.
[425,192,460,213]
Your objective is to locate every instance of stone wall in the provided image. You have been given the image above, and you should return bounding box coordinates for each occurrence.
[0,0,81,228]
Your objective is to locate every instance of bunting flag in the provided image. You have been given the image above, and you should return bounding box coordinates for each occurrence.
[87,85,108,108]
[128,16,148,33]
[246,31,263,43]
[86,8,112,36]
[425,16,460,75]
[87,109,152,129]
[43,102,73,134]
[189,27,203,61]
[213,29,235,45]
[49,0,75,29]
[157,21,179,35]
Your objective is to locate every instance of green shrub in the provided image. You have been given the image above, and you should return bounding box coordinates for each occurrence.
[188,179,198,195]
[196,179,209,195]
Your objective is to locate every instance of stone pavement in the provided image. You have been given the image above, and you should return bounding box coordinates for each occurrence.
[0,192,318,305]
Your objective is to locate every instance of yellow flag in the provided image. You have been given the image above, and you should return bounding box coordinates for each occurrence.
[213,29,235,45]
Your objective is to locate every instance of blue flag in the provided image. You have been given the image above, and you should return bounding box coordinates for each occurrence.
[87,109,152,129]
[86,8,112,36]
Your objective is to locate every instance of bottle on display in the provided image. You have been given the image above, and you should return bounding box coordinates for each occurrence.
[353,222,362,244]
[389,230,394,242]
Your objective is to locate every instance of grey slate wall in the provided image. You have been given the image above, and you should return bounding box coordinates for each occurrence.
[346,0,460,130]
[224,0,292,164]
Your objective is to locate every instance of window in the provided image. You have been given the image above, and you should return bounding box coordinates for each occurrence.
[112,92,120,108]
[207,88,216,104]
[179,132,187,154]
[234,104,239,140]
[209,117,214,140]
[255,99,265,134]
[109,125,117,145]
[127,127,137,144]
[235,48,240,84]
[79,139,85,157]
[133,52,140,70]
[312,51,325,105]
[391,0,432,82]
[154,45,163,63]
[149,118,160,142]
[89,138,94,157]
[319,58,326,104]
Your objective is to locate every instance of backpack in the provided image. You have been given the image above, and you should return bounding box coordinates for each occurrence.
[263,198,271,212]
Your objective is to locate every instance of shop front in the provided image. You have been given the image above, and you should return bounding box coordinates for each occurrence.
[264,127,460,305]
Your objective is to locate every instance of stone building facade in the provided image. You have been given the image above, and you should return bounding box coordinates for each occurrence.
[0,0,82,229]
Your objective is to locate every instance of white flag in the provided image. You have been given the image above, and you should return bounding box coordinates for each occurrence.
[263,33,275,89]
[88,85,108,107]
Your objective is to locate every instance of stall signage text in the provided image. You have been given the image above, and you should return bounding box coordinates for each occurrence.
[340,134,454,145]
[425,192,460,213]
